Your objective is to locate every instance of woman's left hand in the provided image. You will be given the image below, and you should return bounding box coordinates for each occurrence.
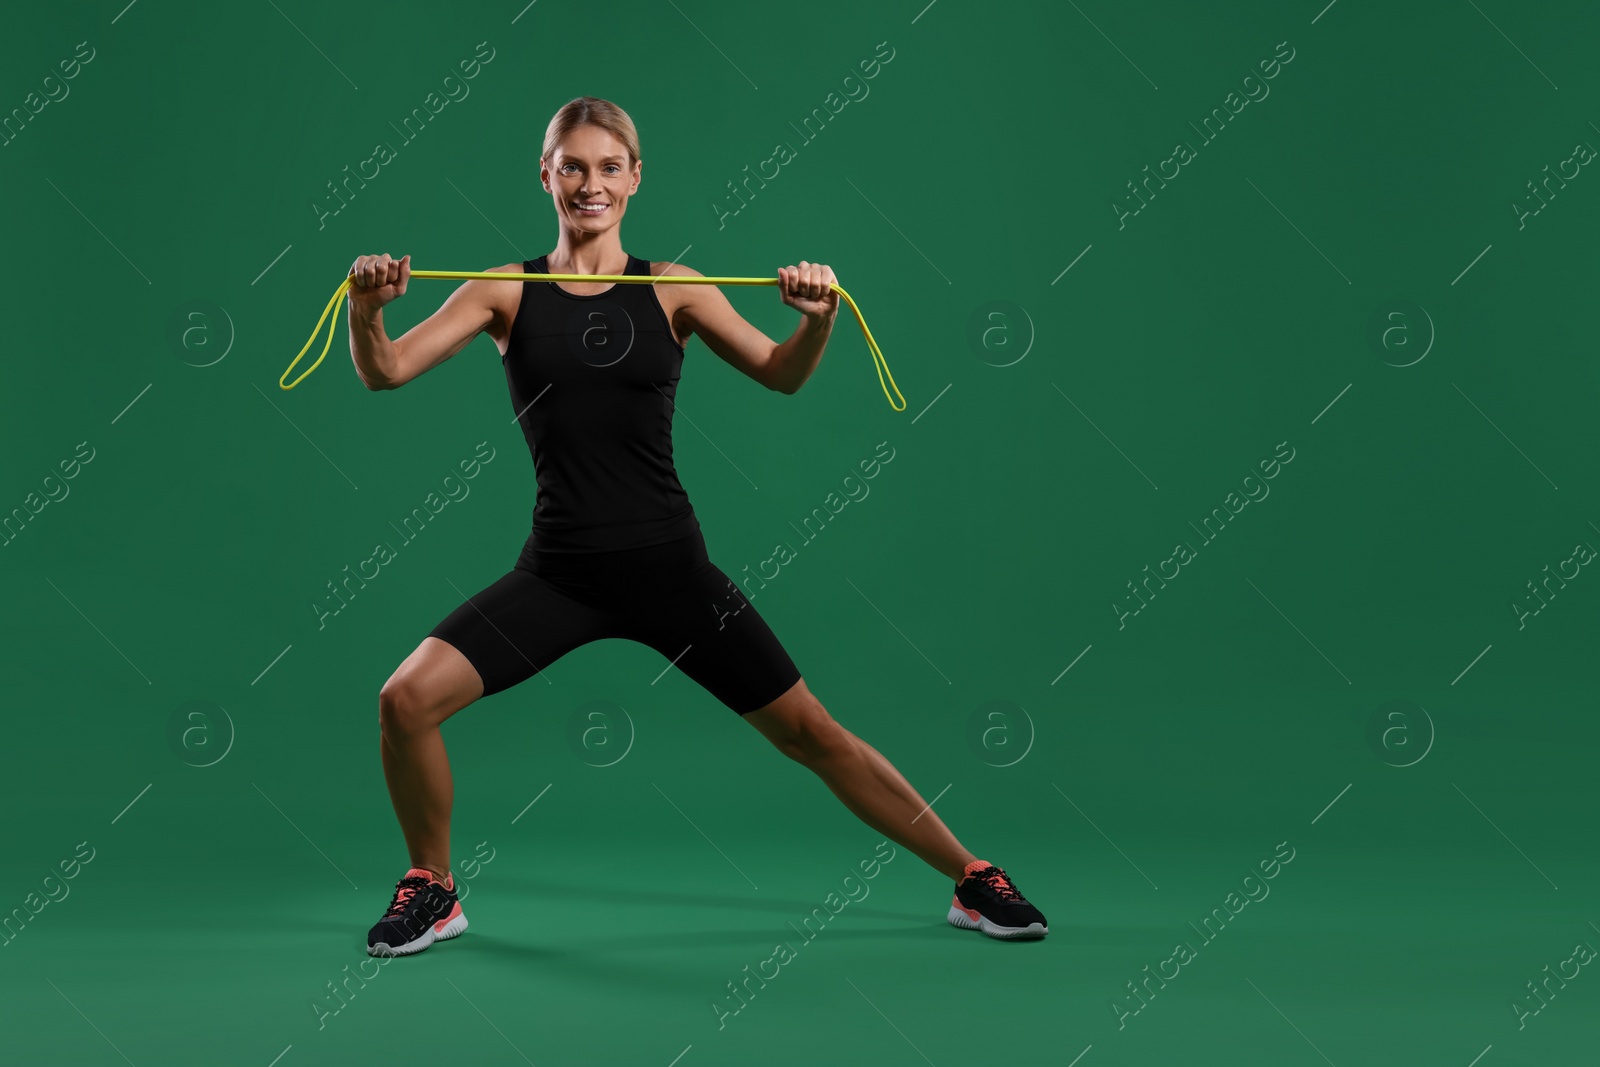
[778,261,840,321]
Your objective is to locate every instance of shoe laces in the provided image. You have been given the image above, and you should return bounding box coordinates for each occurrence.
[384,875,430,917]
[973,866,1021,902]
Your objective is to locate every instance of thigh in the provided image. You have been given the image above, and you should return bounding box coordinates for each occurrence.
[625,558,803,715]
[427,567,614,696]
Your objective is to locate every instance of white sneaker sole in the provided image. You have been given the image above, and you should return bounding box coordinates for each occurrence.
[368,910,468,957]
[947,903,1048,940]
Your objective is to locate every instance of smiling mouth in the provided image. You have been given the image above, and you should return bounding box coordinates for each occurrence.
[574,202,610,216]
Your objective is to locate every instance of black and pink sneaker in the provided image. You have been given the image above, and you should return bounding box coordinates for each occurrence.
[947,860,1048,940]
[367,867,467,957]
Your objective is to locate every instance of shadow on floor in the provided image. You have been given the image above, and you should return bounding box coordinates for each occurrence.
[478,873,933,925]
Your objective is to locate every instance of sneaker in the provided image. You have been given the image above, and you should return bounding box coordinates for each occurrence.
[367,867,468,957]
[947,861,1048,940]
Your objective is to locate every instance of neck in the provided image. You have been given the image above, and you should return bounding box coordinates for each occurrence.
[548,228,626,275]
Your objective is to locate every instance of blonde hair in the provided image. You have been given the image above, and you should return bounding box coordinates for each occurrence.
[541,96,641,168]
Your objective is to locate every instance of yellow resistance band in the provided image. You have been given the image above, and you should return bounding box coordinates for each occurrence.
[280,270,906,411]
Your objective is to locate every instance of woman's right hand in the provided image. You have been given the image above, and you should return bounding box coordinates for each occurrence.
[348,253,410,314]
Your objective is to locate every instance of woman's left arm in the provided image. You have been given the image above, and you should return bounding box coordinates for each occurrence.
[665,260,839,394]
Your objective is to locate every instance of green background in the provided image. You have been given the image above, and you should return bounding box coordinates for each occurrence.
[2,0,1596,1064]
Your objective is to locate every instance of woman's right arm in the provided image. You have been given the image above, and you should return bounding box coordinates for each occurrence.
[348,253,519,390]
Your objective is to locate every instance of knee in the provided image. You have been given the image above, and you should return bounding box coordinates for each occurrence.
[379,674,441,739]
[780,701,855,765]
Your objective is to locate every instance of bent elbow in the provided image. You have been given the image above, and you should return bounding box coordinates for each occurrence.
[764,360,801,395]
[358,351,403,391]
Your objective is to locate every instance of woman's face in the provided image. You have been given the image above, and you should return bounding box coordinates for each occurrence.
[542,125,640,234]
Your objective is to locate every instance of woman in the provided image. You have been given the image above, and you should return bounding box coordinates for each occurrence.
[353,97,1047,956]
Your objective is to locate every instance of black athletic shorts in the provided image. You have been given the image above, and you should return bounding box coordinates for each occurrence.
[427,527,801,714]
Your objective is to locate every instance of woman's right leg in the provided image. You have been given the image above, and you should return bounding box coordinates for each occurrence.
[378,637,485,883]
[384,561,618,882]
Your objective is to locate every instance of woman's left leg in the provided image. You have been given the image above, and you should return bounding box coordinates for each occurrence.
[743,678,978,882]
[627,545,979,882]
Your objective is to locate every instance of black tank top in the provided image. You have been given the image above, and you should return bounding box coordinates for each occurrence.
[505,254,701,553]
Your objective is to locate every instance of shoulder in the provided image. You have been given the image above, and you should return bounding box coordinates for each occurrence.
[440,262,524,310]
[647,260,703,279]
[645,261,710,330]
[456,261,526,287]
[465,262,526,340]
[480,261,527,280]
[467,262,526,300]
